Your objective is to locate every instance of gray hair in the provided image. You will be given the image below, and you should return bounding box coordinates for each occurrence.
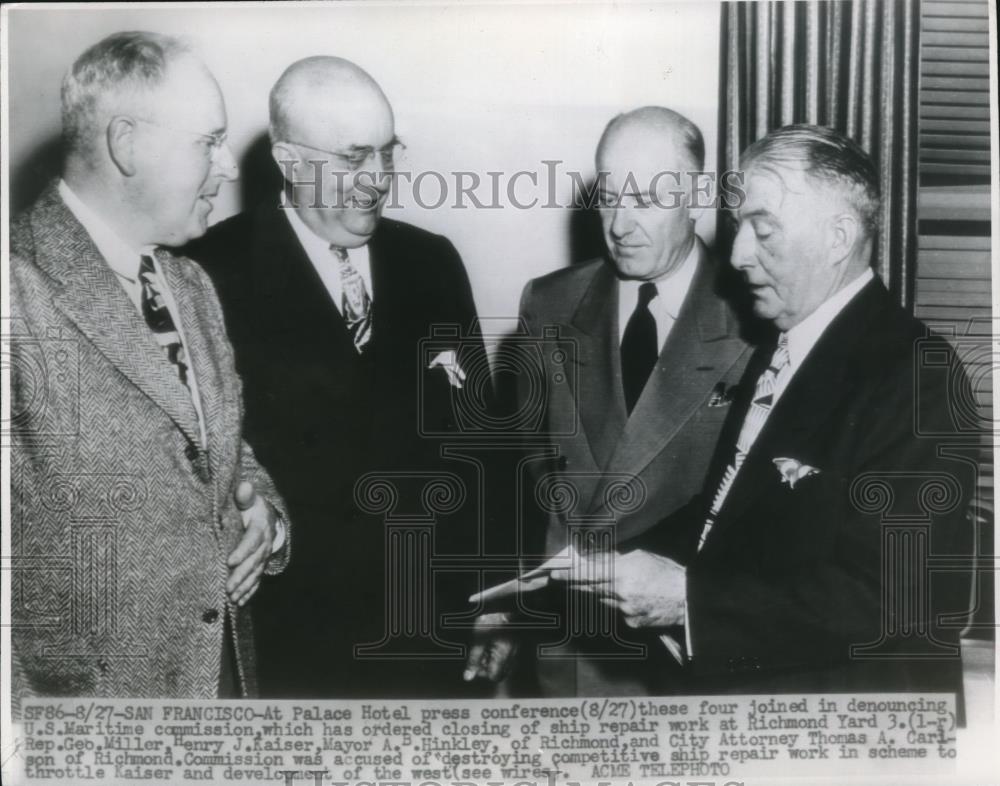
[740,124,881,239]
[61,31,191,156]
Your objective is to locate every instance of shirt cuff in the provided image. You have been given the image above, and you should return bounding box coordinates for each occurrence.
[271,517,287,554]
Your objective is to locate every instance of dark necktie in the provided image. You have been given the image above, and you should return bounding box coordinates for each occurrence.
[620,281,659,414]
[139,254,189,388]
[331,245,373,353]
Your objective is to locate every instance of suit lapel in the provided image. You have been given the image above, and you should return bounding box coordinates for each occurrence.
[700,279,887,551]
[254,205,355,353]
[609,246,749,485]
[570,263,628,469]
[33,188,202,445]
[159,251,225,462]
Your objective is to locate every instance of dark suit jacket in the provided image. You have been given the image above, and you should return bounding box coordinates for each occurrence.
[654,277,975,698]
[9,184,289,708]
[186,203,489,697]
[515,242,752,695]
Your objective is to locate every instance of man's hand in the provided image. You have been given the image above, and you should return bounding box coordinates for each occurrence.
[550,549,686,628]
[463,612,518,683]
[227,481,278,607]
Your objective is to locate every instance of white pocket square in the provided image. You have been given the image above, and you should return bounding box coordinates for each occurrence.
[428,350,466,389]
[772,457,821,489]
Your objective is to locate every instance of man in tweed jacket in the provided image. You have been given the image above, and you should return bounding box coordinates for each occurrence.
[9,32,289,706]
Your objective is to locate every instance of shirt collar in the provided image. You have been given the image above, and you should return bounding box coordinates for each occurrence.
[618,238,701,318]
[283,206,374,295]
[58,179,154,281]
[784,267,875,369]
[283,205,340,265]
[655,239,700,318]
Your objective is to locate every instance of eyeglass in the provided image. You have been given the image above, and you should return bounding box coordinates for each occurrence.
[129,116,229,160]
[282,138,405,172]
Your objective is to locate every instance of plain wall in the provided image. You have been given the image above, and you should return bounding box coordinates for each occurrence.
[7,2,721,332]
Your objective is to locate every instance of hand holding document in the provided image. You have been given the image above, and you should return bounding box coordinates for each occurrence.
[468,544,580,604]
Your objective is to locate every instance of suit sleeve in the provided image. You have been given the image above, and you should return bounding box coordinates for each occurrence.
[685,348,975,674]
[189,260,291,575]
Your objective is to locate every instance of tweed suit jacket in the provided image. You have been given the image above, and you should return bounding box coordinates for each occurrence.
[9,184,290,706]
[516,242,752,696]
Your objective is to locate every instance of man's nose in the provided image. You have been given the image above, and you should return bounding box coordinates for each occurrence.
[213,141,239,182]
[365,157,393,194]
[609,202,633,239]
[730,222,754,269]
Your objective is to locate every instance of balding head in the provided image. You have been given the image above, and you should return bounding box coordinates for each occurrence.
[269,56,392,145]
[597,106,705,175]
[268,56,397,248]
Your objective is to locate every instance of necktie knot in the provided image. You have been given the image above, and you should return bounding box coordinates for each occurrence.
[330,245,373,353]
[769,333,791,374]
[638,281,658,309]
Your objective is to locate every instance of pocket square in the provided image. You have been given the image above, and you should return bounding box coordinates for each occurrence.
[708,382,736,407]
[772,457,821,489]
[428,350,466,389]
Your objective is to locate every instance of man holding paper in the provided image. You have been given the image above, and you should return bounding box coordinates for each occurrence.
[551,125,975,697]
[466,107,751,695]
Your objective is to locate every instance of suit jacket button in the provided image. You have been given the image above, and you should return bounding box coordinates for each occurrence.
[202,608,219,624]
[185,444,199,461]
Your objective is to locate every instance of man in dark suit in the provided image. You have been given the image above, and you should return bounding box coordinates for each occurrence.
[568,124,975,698]
[10,32,288,708]
[187,56,488,697]
[464,107,751,695]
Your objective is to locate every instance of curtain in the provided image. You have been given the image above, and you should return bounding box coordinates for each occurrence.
[718,0,920,308]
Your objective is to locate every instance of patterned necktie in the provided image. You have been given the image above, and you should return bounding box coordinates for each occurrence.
[331,246,372,353]
[698,334,791,551]
[139,254,189,388]
[620,282,659,414]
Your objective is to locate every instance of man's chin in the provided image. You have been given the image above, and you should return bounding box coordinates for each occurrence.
[345,209,382,237]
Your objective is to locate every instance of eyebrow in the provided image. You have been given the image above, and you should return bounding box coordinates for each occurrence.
[737,207,777,221]
[345,136,402,153]
[597,188,654,199]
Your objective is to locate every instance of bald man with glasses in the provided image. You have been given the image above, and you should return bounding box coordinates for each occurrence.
[187,56,489,698]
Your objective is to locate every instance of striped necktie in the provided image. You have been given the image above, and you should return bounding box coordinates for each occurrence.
[139,254,189,388]
[697,334,791,551]
[331,246,373,353]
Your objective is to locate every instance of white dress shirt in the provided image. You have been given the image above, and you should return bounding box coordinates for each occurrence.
[58,179,209,448]
[283,207,373,311]
[774,267,875,405]
[616,240,700,350]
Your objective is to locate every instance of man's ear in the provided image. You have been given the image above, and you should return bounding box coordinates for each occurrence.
[829,211,861,265]
[107,116,137,176]
[270,142,300,182]
[685,172,711,225]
